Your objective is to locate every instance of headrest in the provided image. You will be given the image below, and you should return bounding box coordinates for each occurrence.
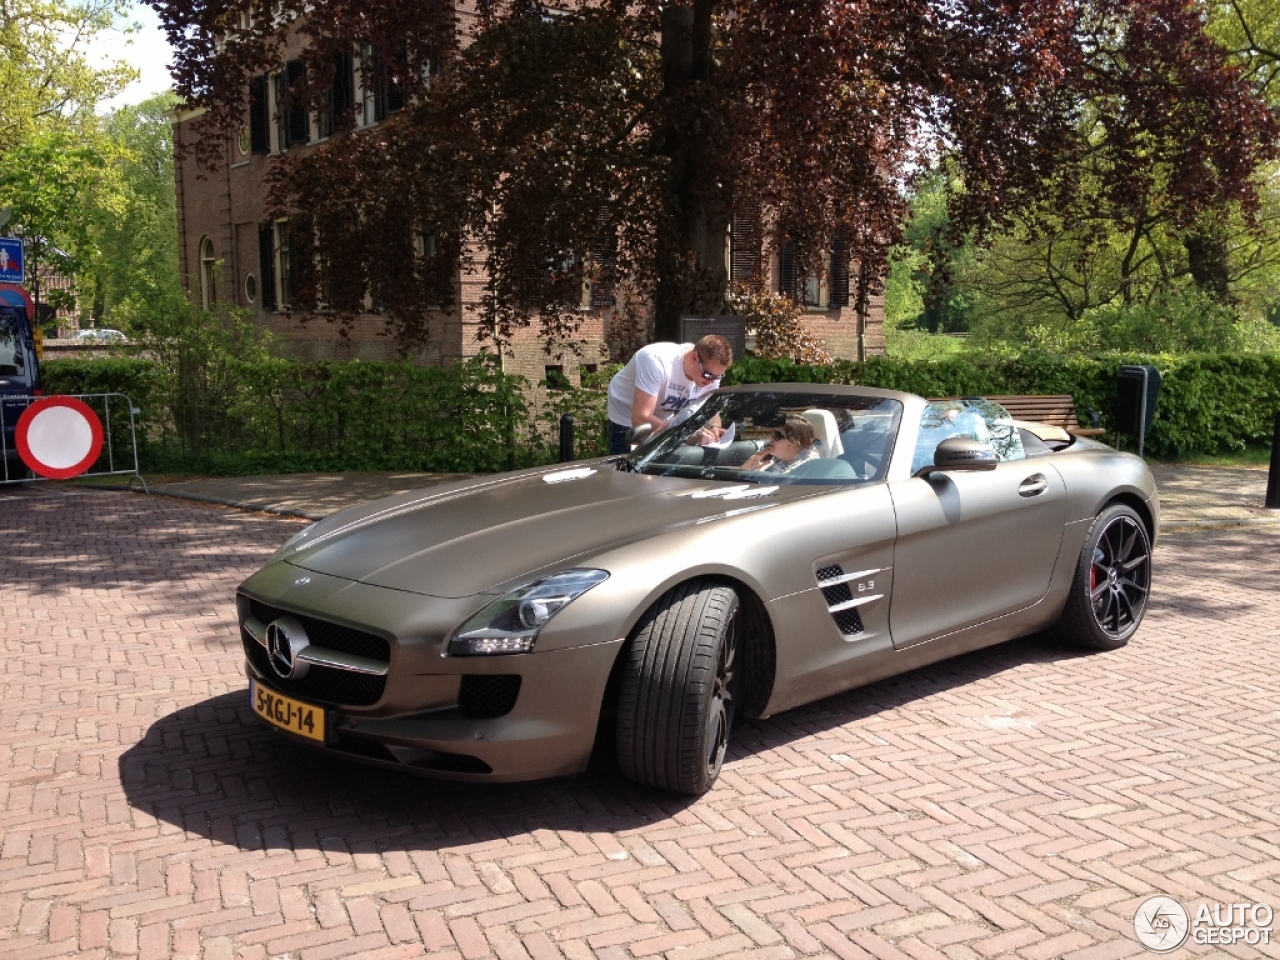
[801,408,844,458]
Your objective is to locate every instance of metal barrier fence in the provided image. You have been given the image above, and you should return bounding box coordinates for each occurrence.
[0,392,148,491]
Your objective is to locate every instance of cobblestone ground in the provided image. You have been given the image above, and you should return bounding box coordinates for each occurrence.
[2,485,1278,960]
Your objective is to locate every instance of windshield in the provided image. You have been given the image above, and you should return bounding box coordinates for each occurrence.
[0,312,26,376]
[621,391,903,486]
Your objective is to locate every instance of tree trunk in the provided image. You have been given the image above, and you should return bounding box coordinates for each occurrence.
[1184,233,1230,302]
[653,1,729,343]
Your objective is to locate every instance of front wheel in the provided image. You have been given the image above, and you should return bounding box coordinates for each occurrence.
[616,580,740,795]
[1055,503,1152,650]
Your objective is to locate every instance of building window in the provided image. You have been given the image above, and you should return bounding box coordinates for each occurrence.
[317,50,354,140]
[200,237,217,310]
[275,220,292,308]
[544,366,571,391]
[275,60,308,150]
[244,272,258,304]
[255,220,297,310]
[779,238,850,309]
[257,222,277,310]
[248,75,271,153]
[369,41,407,122]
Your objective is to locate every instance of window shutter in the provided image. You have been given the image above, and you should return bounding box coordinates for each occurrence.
[374,42,407,121]
[249,75,270,153]
[830,229,850,307]
[591,214,616,308]
[283,60,308,147]
[332,50,354,115]
[522,251,548,306]
[730,204,763,290]
[779,242,797,299]
[258,222,276,310]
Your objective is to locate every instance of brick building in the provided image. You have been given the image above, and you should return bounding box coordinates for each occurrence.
[171,7,884,393]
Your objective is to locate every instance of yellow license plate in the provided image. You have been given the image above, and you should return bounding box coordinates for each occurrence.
[250,679,326,742]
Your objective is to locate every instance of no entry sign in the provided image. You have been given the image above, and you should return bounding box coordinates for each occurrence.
[16,396,104,479]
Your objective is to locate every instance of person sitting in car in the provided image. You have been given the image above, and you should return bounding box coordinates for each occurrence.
[742,416,821,474]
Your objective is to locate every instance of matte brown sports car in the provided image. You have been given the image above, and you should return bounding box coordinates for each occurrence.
[237,385,1157,794]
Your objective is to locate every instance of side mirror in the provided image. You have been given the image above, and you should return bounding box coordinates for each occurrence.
[914,437,999,478]
[626,423,653,447]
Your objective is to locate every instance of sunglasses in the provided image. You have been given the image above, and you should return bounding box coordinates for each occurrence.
[696,354,719,382]
[771,429,789,442]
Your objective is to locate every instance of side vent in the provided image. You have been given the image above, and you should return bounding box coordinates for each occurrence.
[815,564,885,639]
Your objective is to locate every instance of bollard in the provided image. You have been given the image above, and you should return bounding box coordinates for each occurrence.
[1267,411,1280,510]
[559,413,575,463]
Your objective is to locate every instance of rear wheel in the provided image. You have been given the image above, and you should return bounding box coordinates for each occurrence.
[616,580,740,795]
[1055,503,1152,650]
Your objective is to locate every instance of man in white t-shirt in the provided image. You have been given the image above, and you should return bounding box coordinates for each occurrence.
[606,335,734,454]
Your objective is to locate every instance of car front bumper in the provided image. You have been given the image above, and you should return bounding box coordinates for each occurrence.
[238,563,623,782]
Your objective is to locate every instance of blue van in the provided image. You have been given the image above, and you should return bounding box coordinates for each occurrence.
[0,287,41,480]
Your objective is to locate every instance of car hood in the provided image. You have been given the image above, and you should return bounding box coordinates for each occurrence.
[282,463,814,597]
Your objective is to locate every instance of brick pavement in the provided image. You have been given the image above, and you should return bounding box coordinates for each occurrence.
[2,483,1279,960]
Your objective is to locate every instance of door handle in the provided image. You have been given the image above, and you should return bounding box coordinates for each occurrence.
[1018,474,1049,497]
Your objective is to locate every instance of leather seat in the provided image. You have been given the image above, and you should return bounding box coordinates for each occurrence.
[801,409,844,458]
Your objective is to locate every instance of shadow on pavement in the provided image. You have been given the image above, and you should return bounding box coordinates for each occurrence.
[1150,526,1280,618]
[0,485,302,620]
[117,632,1084,854]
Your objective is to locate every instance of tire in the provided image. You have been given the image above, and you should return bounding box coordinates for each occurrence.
[1055,503,1152,650]
[616,580,740,795]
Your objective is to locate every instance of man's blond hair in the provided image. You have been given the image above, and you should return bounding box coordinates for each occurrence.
[695,334,733,366]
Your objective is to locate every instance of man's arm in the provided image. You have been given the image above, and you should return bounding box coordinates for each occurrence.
[631,388,664,430]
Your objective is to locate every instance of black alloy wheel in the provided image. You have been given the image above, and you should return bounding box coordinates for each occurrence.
[1056,503,1152,650]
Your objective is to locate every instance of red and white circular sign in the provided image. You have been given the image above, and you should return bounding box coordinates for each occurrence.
[16,397,105,480]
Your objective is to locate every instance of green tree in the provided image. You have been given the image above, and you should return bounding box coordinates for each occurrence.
[1210,0,1280,99]
[93,92,187,331]
[0,0,137,142]
[0,131,124,327]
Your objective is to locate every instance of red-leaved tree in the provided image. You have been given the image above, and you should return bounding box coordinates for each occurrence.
[152,0,1276,350]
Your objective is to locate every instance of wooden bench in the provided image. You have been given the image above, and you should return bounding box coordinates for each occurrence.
[932,395,1106,438]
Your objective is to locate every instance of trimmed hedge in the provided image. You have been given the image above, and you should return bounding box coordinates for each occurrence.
[43,354,531,474]
[42,350,1280,471]
[726,353,1280,457]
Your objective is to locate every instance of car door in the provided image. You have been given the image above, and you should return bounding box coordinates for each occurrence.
[886,402,1068,649]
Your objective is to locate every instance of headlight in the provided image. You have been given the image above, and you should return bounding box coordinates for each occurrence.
[447,569,609,656]
[270,522,317,562]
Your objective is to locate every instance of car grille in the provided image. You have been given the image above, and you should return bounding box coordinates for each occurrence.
[241,596,390,707]
[458,675,521,718]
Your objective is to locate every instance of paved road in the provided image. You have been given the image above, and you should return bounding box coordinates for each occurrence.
[2,484,1279,960]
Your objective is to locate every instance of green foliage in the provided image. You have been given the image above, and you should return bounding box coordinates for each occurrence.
[41,357,166,414]
[882,326,968,362]
[0,130,121,320]
[42,344,1280,470]
[0,0,135,144]
[94,93,187,332]
[43,350,534,474]
[40,357,169,470]
[527,365,619,464]
[970,289,1280,354]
